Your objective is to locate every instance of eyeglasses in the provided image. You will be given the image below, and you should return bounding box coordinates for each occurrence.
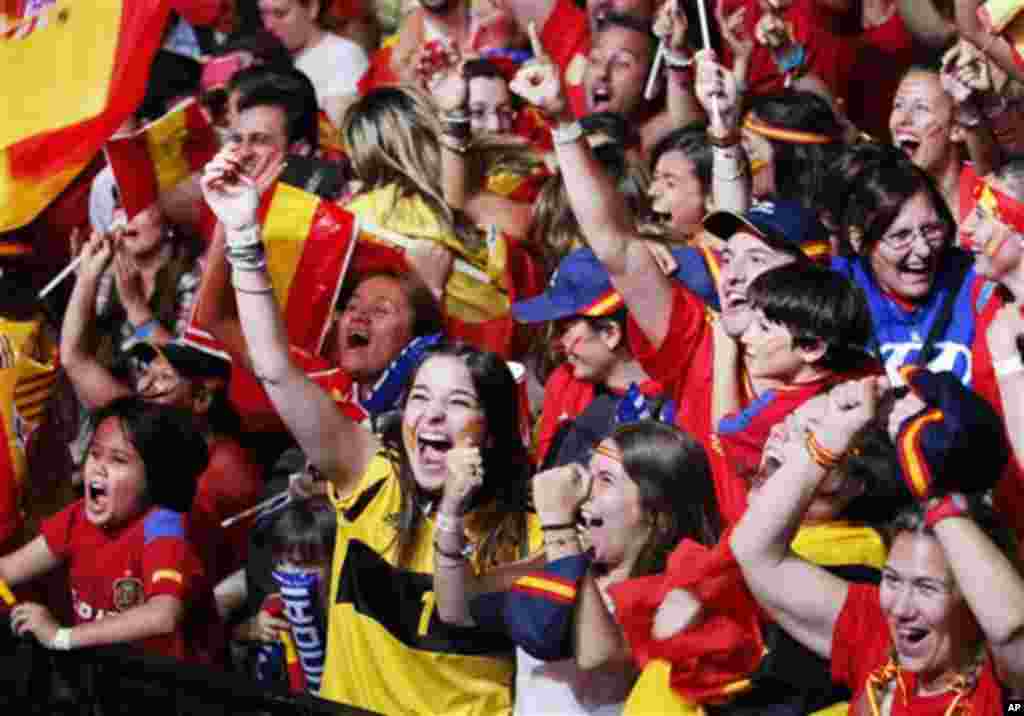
[879,222,948,252]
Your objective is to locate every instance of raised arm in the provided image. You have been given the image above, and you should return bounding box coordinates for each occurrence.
[897,0,956,49]
[731,378,882,659]
[956,0,1024,84]
[200,149,377,497]
[653,1,706,129]
[509,49,675,348]
[694,52,751,215]
[59,233,133,410]
[986,301,1024,491]
[931,501,1024,690]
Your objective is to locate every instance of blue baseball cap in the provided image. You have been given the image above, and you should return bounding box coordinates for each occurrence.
[512,248,624,324]
[703,199,831,263]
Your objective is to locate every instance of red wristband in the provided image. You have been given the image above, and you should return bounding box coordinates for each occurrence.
[924,492,969,529]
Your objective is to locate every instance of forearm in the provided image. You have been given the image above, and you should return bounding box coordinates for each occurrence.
[60,272,102,370]
[574,572,630,671]
[433,512,477,626]
[214,568,247,621]
[552,118,638,273]
[711,143,752,214]
[956,0,1024,83]
[666,70,705,127]
[934,516,1024,645]
[231,246,374,488]
[440,142,469,210]
[66,595,183,649]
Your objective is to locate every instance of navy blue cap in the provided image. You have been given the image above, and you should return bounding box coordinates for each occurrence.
[129,339,231,382]
[703,199,831,263]
[512,248,624,324]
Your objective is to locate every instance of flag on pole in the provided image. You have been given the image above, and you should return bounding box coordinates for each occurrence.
[0,0,171,231]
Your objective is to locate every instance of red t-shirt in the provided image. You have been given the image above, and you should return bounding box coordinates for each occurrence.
[535,363,597,466]
[627,283,719,448]
[188,437,265,583]
[831,583,1006,714]
[41,502,221,663]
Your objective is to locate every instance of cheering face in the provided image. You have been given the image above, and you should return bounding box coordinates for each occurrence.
[558,318,619,384]
[228,104,291,182]
[468,76,516,135]
[402,355,488,493]
[334,275,416,384]
[116,203,167,260]
[741,123,777,199]
[134,355,194,411]
[584,25,652,119]
[879,532,980,683]
[716,232,794,338]
[650,150,707,239]
[740,309,809,383]
[865,191,947,303]
[889,72,958,175]
[960,179,1024,282]
[751,393,855,523]
[83,417,149,529]
[580,439,648,569]
[259,0,319,54]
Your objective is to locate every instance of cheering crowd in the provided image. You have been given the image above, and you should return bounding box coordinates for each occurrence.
[5,0,1024,712]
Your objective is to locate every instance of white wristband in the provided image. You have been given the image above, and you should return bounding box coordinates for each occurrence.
[551,121,584,146]
[51,627,73,651]
[993,353,1024,378]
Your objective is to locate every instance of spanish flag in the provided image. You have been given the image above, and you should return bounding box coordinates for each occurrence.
[0,0,172,231]
[103,98,218,219]
[186,181,358,359]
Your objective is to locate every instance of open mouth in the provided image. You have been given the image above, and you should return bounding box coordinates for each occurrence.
[590,86,612,110]
[346,329,370,349]
[722,292,748,314]
[894,136,920,158]
[893,626,930,656]
[87,480,109,509]
[417,434,453,467]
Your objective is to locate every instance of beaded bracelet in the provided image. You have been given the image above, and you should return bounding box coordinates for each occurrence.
[805,431,842,470]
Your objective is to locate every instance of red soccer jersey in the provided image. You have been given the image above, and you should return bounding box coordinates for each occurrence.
[831,584,1005,715]
[535,363,597,466]
[41,502,221,663]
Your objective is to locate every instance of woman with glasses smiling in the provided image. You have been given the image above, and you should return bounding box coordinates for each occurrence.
[830,154,985,389]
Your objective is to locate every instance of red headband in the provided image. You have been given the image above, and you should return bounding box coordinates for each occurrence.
[743,115,837,145]
[974,180,1024,236]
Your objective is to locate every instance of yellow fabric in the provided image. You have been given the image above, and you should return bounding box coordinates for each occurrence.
[790,521,887,569]
[347,184,510,323]
[0,152,85,231]
[145,99,198,195]
[624,660,706,716]
[321,453,529,715]
[0,315,57,488]
[1,1,119,148]
[262,182,320,312]
[810,702,850,716]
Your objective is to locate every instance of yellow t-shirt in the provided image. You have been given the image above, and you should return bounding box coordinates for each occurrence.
[320,451,532,716]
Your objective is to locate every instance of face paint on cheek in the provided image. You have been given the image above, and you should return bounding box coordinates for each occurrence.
[984,234,1010,257]
[457,417,485,448]
[403,422,416,451]
[564,333,585,359]
[593,443,623,464]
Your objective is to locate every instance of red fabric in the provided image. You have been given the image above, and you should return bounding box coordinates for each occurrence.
[608,534,763,703]
[7,2,171,182]
[188,438,265,583]
[263,594,308,693]
[540,0,589,119]
[845,10,915,141]
[325,0,368,22]
[831,584,1005,714]
[41,501,222,663]
[358,44,399,95]
[444,235,546,359]
[720,0,855,103]
[627,284,717,448]
[535,364,597,465]
[959,163,983,224]
[169,0,227,27]
[968,284,1024,542]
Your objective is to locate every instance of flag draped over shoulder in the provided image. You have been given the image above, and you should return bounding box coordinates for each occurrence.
[0,0,171,231]
[103,98,218,219]
[0,313,58,549]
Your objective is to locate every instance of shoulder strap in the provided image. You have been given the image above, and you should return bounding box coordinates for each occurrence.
[917,258,971,366]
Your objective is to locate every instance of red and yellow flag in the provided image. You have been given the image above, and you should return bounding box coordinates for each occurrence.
[0,0,171,231]
[104,98,218,219]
